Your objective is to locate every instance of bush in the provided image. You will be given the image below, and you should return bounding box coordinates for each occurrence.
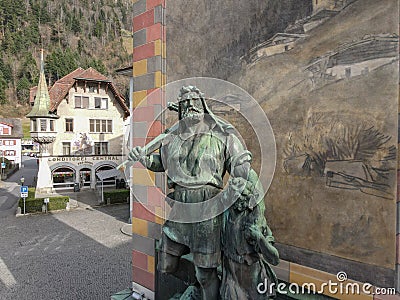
[103,189,129,204]
[19,188,69,213]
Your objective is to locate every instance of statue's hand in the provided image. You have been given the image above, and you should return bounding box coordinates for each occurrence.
[129,146,146,163]
[244,225,261,244]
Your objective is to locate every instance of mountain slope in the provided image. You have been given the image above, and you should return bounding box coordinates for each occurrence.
[0,0,132,117]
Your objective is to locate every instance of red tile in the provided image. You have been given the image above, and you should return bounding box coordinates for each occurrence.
[147,0,165,10]
[148,186,164,207]
[148,120,163,137]
[133,137,147,147]
[132,162,146,169]
[133,106,155,122]
[147,88,163,105]
[133,266,155,291]
[132,250,148,270]
[133,202,156,222]
[133,10,155,32]
[134,42,155,62]
[146,23,162,42]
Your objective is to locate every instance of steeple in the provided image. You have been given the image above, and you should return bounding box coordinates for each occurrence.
[26,49,58,119]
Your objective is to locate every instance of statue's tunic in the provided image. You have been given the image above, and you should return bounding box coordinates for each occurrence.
[159,125,249,268]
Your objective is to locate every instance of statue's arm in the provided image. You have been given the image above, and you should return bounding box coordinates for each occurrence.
[143,154,165,172]
[246,225,280,266]
[225,134,252,179]
[129,145,165,172]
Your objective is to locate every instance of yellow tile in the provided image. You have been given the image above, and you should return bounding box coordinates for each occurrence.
[154,40,162,56]
[147,256,155,274]
[133,59,148,77]
[162,41,166,58]
[133,90,148,108]
[154,71,165,88]
[132,217,148,236]
[155,206,165,225]
[290,263,373,300]
[133,168,155,186]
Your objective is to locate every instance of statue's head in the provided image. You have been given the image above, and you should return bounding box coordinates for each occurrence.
[177,85,205,124]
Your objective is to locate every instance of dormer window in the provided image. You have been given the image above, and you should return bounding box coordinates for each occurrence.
[0,124,12,135]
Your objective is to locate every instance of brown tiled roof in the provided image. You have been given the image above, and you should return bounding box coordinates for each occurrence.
[73,67,110,82]
[0,121,13,127]
[57,67,85,83]
[31,67,129,117]
[0,118,23,138]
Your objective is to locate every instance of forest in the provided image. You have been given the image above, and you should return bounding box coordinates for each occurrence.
[0,0,132,113]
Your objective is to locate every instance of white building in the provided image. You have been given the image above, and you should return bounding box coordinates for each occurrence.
[28,52,130,192]
[0,119,23,168]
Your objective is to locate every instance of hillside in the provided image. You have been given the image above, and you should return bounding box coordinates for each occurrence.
[0,0,132,118]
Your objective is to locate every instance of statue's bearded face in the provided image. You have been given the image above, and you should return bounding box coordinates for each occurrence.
[179,96,204,124]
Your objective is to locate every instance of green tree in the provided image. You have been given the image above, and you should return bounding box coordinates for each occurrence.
[0,71,8,104]
[46,47,78,82]
[16,76,31,104]
[85,58,107,75]
[19,52,39,83]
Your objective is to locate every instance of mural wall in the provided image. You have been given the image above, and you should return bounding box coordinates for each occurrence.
[166,0,398,287]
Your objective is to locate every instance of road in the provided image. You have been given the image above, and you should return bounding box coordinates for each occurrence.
[0,204,132,299]
[0,158,133,299]
[0,156,39,217]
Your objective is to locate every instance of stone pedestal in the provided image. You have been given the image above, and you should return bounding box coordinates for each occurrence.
[34,155,56,198]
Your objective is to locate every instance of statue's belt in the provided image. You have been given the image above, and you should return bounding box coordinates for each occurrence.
[224,251,259,265]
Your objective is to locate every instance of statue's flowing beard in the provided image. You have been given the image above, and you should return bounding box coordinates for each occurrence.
[181,107,204,124]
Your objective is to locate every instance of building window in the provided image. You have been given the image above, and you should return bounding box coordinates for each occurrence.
[3,140,16,146]
[62,142,71,155]
[89,119,112,133]
[89,85,96,93]
[5,150,15,156]
[31,120,37,132]
[94,97,108,109]
[40,119,47,131]
[74,96,89,108]
[94,142,108,155]
[75,96,81,108]
[3,127,9,134]
[50,120,55,132]
[65,119,73,132]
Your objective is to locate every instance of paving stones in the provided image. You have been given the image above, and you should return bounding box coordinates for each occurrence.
[0,204,132,299]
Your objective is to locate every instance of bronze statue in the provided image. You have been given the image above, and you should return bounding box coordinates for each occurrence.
[128,86,278,299]
[221,169,279,299]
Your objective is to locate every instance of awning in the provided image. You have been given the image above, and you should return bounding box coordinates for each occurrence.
[96,169,122,181]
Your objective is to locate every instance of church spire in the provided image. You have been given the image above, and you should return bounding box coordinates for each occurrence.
[26,49,58,119]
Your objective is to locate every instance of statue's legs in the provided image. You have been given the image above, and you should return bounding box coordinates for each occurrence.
[158,251,180,273]
[194,266,220,300]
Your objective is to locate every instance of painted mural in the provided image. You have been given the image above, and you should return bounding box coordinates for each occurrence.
[166,0,398,286]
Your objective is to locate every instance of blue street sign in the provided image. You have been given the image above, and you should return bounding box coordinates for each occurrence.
[20,186,28,198]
